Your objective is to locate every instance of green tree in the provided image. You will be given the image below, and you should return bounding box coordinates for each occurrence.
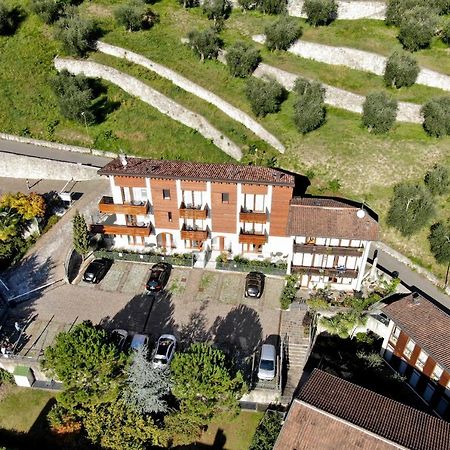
[114,0,158,32]
[30,0,63,24]
[302,0,338,27]
[187,28,221,62]
[0,192,46,220]
[385,0,430,26]
[362,91,398,134]
[178,0,198,8]
[245,77,285,117]
[319,311,367,339]
[249,411,283,450]
[202,0,232,26]
[265,16,302,51]
[124,345,172,414]
[226,41,261,78]
[42,321,126,410]
[72,210,90,259]
[386,182,436,236]
[428,222,450,286]
[424,164,449,195]
[171,343,246,424]
[398,6,439,52]
[0,208,21,242]
[384,50,419,88]
[239,0,258,10]
[293,77,326,133]
[442,19,450,45]
[421,96,450,137]
[54,7,98,56]
[258,0,287,14]
[51,70,95,124]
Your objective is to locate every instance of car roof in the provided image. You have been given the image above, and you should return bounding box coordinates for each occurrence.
[247,271,263,278]
[159,334,176,341]
[131,334,148,348]
[261,344,276,359]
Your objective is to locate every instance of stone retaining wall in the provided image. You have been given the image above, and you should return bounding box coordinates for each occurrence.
[54,58,243,160]
[97,41,285,153]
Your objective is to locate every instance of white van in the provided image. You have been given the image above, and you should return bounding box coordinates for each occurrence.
[258,344,276,380]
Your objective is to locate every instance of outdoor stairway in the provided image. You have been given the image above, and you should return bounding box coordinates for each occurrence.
[279,303,311,403]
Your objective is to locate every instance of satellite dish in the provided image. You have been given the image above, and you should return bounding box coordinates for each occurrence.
[356,209,366,219]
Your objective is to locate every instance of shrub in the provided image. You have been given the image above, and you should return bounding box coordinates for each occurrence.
[114,0,159,32]
[226,41,261,78]
[442,19,450,45]
[187,28,221,61]
[421,96,450,137]
[362,91,398,134]
[202,0,232,26]
[54,7,98,56]
[424,165,450,195]
[384,50,419,88]
[249,411,283,450]
[245,77,286,117]
[265,16,302,51]
[293,77,326,133]
[302,0,338,27]
[280,275,298,309]
[30,0,62,24]
[258,0,287,14]
[398,6,439,52]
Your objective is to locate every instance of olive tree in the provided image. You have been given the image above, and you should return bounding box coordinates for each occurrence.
[362,91,398,134]
[442,18,450,45]
[428,222,450,287]
[384,50,419,88]
[202,0,232,26]
[187,28,221,61]
[226,41,260,77]
[258,0,287,14]
[424,165,449,196]
[114,0,159,32]
[421,96,450,137]
[293,77,326,133]
[245,77,286,117]
[302,0,338,27]
[385,0,430,26]
[265,16,302,51]
[30,0,64,24]
[178,0,199,7]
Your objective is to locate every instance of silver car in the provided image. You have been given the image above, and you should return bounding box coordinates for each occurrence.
[152,334,177,369]
[258,344,276,380]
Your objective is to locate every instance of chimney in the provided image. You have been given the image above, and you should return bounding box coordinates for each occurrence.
[119,153,127,167]
[411,292,421,305]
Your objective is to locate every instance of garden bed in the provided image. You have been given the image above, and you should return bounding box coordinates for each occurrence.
[94,249,196,267]
[216,257,287,276]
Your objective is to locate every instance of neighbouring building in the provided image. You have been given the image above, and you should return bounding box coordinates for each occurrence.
[376,293,450,420]
[274,369,450,450]
[91,156,378,291]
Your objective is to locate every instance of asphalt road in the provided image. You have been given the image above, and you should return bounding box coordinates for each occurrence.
[369,246,450,312]
[0,138,112,167]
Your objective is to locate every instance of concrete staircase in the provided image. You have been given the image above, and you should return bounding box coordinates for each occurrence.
[279,304,310,402]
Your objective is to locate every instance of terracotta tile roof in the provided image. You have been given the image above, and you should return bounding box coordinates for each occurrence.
[275,369,450,450]
[287,197,379,240]
[98,157,295,186]
[383,294,450,372]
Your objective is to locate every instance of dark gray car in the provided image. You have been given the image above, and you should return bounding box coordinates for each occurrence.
[83,258,111,284]
[146,262,172,292]
[245,272,265,298]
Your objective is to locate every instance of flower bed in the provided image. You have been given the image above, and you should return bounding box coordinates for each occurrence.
[94,249,195,267]
[215,254,287,276]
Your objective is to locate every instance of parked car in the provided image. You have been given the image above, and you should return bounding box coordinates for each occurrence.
[130,333,150,352]
[146,262,172,292]
[111,329,128,351]
[83,258,111,284]
[152,334,177,369]
[245,272,265,298]
[258,344,276,381]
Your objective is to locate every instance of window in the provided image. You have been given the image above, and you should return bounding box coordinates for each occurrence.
[403,338,415,358]
[222,193,229,204]
[415,350,428,370]
[306,237,316,245]
[390,326,401,344]
[167,212,172,222]
[431,364,444,382]
[163,189,170,200]
[140,188,148,200]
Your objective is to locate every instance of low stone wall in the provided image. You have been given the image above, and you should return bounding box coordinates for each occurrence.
[0,151,100,180]
[97,41,285,153]
[54,58,243,161]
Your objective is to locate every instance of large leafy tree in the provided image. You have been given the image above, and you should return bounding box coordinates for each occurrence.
[428,222,450,286]
[0,192,46,220]
[72,210,90,259]
[386,182,435,236]
[124,345,172,414]
[42,321,127,410]
[171,343,246,424]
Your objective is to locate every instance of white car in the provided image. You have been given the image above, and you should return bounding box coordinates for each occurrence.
[152,334,177,369]
[258,344,276,381]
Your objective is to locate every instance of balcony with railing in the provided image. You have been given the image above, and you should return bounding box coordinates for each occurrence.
[239,229,267,245]
[239,207,267,224]
[293,243,363,257]
[179,202,208,220]
[180,224,208,241]
[98,196,149,215]
[291,265,358,278]
[90,214,152,237]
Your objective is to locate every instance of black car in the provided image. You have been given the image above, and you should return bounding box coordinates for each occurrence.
[146,262,172,292]
[83,258,111,283]
[245,271,265,298]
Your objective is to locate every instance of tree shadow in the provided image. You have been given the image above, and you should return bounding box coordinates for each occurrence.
[91,96,121,124]
[178,299,212,349]
[1,6,26,36]
[210,304,263,359]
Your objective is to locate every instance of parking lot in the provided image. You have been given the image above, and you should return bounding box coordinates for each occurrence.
[9,261,285,361]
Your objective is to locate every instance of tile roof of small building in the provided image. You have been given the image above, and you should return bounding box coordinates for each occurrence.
[287,197,379,240]
[98,157,296,186]
[275,369,450,450]
[383,294,450,372]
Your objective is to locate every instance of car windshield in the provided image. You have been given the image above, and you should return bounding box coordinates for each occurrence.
[157,340,172,355]
[260,359,274,371]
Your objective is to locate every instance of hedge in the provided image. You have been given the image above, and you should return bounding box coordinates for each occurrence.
[93,249,196,267]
